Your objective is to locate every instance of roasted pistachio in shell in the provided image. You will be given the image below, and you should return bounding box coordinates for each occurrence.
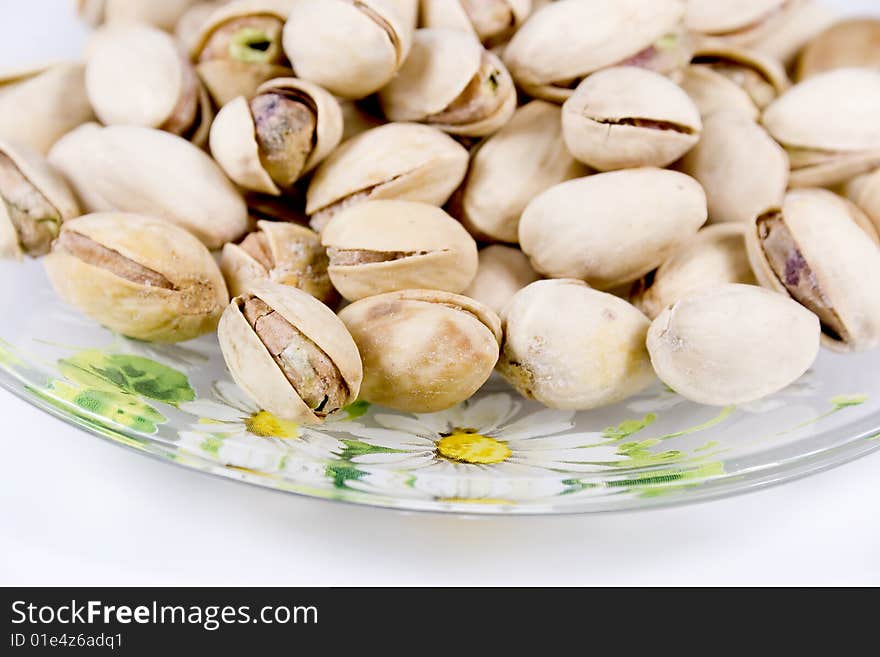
[306,123,469,233]
[519,168,708,290]
[219,283,362,424]
[763,69,880,188]
[797,19,880,80]
[631,224,757,320]
[647,284,821,406]
[44,213,229,343]
[177,1,233,53]
[211,78,343,195]
[463,245,540,317]
[746,189,880,353]
[846,168,880,239]
[421,0,532,47]
[0,139,80,260]
[562,67,701,171]
[503,0,691,103]
[283,0,412,100]
[86,24,213,147]
[339,290,502,413]
[78,0,201,31]
[456,100,587,244]
[221,220,335,304]
[679,110,788,225]
[321,200,478,302]
[48,124,249,250]
[191,0,294,106]
[498,279,655,410]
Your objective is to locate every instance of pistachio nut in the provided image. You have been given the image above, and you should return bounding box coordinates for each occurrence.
[519,168,707,290]
[210,78,343,195]
[339,290,502,413]
[745,188,880,353]
[463,245,540,317]
[283,0,413,100]
[797,19,880,80]
[455,100,587,243]
[846,168,880,240]
[763,69,880,189]
[0,139,80,260]
[219,282,362,424]
[378,28,516,137]
[221,220,335,304]
[321,200,478,302]
[0,63,94,155]
[679,110,788,225]
[421,0,532,47]
[647,284,820,406]
[388,0,419,31]
[503,0,692,103]
[305,122,469,233]
[630,224,757,320]
[191,0,294,107]
[86,24,213,147]
[78,0,201,31]
[498,279,655,410]
[48,124,249,249]
[44,213,229,342]
[561,67,702,171]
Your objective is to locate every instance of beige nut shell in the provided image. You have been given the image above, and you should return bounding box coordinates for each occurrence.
[463,245,540,318]
[81,0,201,31]
[421,0,532,45]
[797,19,880,80]
[685,0,786,36]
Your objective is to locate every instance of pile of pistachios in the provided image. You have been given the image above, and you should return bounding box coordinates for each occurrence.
[2,0,880,424]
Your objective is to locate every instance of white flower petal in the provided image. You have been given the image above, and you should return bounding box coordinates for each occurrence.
[344,426,436,451]
[372,414,439,438]
[353,452,435,468]
[213,380,259,413]
[178,399,247,423]
[507,431,604,451]
[496,408,575,441]
[456,393,521,432]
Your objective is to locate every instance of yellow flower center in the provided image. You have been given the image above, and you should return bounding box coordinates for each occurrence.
[245,411,299,439]
[436,430,512,465]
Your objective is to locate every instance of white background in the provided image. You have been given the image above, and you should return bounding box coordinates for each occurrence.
[2,0,880,587]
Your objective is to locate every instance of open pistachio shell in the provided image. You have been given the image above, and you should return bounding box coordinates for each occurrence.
[463,245,540,317]
[283,0,412,100]
[0,63,94,155]
[562,66,701,171]
[679,110,788,225]
[49,124,249,249]
[0,139,80,260]
[797,19,880,80]
[218,282,362,424]
[503,0,690,103]
[763,68,880,188]
[339,290,502,413]
[631,224,757,320]
[305,122,469,233]
[680,64,760,121]
[321,200,479,301]
[177,2,234,52]
[79,0,202,31]
[45,212,229,342]
[647,284,820,406]
[388,0,419,31]
[379,28,516,137]
[746,0,834,66]
[519,168,708,290]
[498,279,655,410]
[745,188,880,353]
[421,0,532,46]
[210,78,343,195]
[685,0,787,37]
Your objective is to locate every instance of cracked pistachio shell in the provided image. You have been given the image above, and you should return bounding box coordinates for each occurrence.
[321,200,478,302]
[339,290,502,413]
[45,213,229,342]
[218,282,362,424]
[679,110,788,225]
[685,0,787,37]
[0,63,94,155]
[456,100,587,243]
[797,19,880,81]
[648,284,820,405]
[745,189,880,353]
[177,2,235,53]
[846,169,880,241]
[421,0,532,46]
[503,0,689,103]
[78,0,201,31]
[191,0,295,106]
[562,67,701,171]
[763,69,880,188]
[0,139,80,260]
[498,279,655,410]
[221,220,335,304]
[283,0,412,100]
[631,224,757,320]
[305,123,469,232]
[210,78,343,195]
[519,168,707,290]
[463,245,540,317]
[378,29,516,137]
[48,124,249,249]
[86,24,213,147]
[744,0,834,66]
